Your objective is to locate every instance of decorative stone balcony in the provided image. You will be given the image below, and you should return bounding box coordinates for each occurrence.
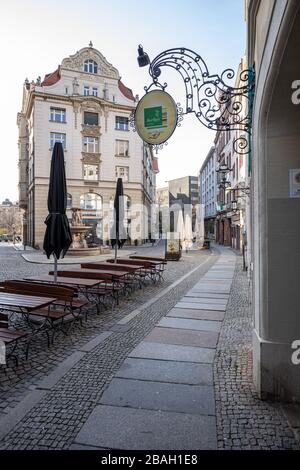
[81,124,101,137]
[81,152,101,164]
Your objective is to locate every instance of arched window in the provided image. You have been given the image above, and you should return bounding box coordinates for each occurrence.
[109,195,131,212]
[84,59,98,74]
[124,195,131,211]
[80,193,102,211]
[66,193,72,209]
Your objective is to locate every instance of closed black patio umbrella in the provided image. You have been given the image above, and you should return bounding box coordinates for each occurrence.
[43,142,72,280]
[111,177,127,262]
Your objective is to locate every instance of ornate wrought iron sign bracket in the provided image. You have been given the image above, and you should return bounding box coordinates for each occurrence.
[135,45,255,155]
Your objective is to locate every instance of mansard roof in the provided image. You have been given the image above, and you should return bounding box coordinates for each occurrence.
[41,68,60,86]
[118,79,135,101]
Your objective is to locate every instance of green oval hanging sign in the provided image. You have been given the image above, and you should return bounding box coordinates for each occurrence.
[135,90,178,145]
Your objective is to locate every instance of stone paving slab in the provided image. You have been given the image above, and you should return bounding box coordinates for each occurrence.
[175,302,225,311]
[180,296,227,305]
[203,274,232,277]
[129,341,215,364]
[195,279,231,284]
[192,284,231,290]
[185,291,229,299]
[74,405,217,450]
[167,308,224,321]
[144,327,219,348]
[99,378,215,415]
[158,317,221,333]
[197,285,231,290]
[188,290,231,296]
[115,358,213,385]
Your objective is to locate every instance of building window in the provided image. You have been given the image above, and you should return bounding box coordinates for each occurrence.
[65,87,69,95]
[84,86,90,96]
[92,87,98,97]
[67,193,72,208]
[80,193,102,210]
[115,116,129,130]
[83,59,98,74]
[50,132,66,149]
[84,112,98,126]
[83,164,99,181]
[124,195,131,211]
[83,136,99,153]
[115,140,129,157]
[50,107,66,123]
[115,166,129,182]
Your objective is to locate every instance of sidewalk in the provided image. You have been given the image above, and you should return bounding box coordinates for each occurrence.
[1,245,298,450]
[72,248,236,450]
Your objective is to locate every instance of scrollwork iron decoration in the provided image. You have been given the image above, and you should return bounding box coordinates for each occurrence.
[137,46,255,155]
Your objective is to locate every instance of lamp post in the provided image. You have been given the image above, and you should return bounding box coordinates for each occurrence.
[12,224,16,245]
[231,200,238,212]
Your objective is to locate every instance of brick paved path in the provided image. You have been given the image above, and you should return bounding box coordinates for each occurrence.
[214,257,300,449]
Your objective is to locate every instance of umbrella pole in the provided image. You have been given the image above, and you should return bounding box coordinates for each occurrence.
[114,242,117,263]
[54,254,58,282]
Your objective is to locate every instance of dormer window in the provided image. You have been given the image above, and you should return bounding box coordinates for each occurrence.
[84,59,98,74]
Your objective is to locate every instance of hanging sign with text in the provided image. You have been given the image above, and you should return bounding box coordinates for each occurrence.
[135,90,178,145]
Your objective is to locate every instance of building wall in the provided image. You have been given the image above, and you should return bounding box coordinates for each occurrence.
[169,176,199,207]
[248,0,300,401]
[18,46,157,247]
[200,147,217,218]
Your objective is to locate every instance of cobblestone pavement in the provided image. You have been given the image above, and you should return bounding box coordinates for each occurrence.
[0,244,215,449]
[1,244,299,450]
[214,257,300,450]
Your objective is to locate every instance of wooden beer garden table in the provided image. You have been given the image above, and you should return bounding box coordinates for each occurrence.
[0,291,57,360]
[25,275,108,312]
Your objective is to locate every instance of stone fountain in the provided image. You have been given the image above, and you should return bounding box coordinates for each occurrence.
[67,208,103,257]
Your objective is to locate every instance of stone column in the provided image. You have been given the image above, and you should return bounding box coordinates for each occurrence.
[251,0,300,401]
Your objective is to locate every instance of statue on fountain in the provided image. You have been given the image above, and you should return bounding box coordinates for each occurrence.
[71,208,83,226]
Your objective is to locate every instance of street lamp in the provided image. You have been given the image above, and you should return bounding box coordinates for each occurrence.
[137,45,150,68]
[231,200,238,212]
[216,164,232,173]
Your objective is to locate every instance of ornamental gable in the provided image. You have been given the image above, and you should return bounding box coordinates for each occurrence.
[61,47,120,80]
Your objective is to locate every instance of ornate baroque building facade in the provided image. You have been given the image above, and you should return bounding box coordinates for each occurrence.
[17,44,158,248]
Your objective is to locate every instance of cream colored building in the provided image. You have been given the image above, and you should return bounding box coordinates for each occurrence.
[18,44,158,248]
[156,187,169,207]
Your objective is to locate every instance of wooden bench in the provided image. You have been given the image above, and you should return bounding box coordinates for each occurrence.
[129,255,167,264]
[0,312,28,366]
[0,281,88,345]
[48,270,125,310]
[82,262,147,290]
[49,270,131,306]
[106,259,157,283]
[129,256,167,281]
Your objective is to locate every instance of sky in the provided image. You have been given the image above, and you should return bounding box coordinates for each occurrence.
[0,0,246,202]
